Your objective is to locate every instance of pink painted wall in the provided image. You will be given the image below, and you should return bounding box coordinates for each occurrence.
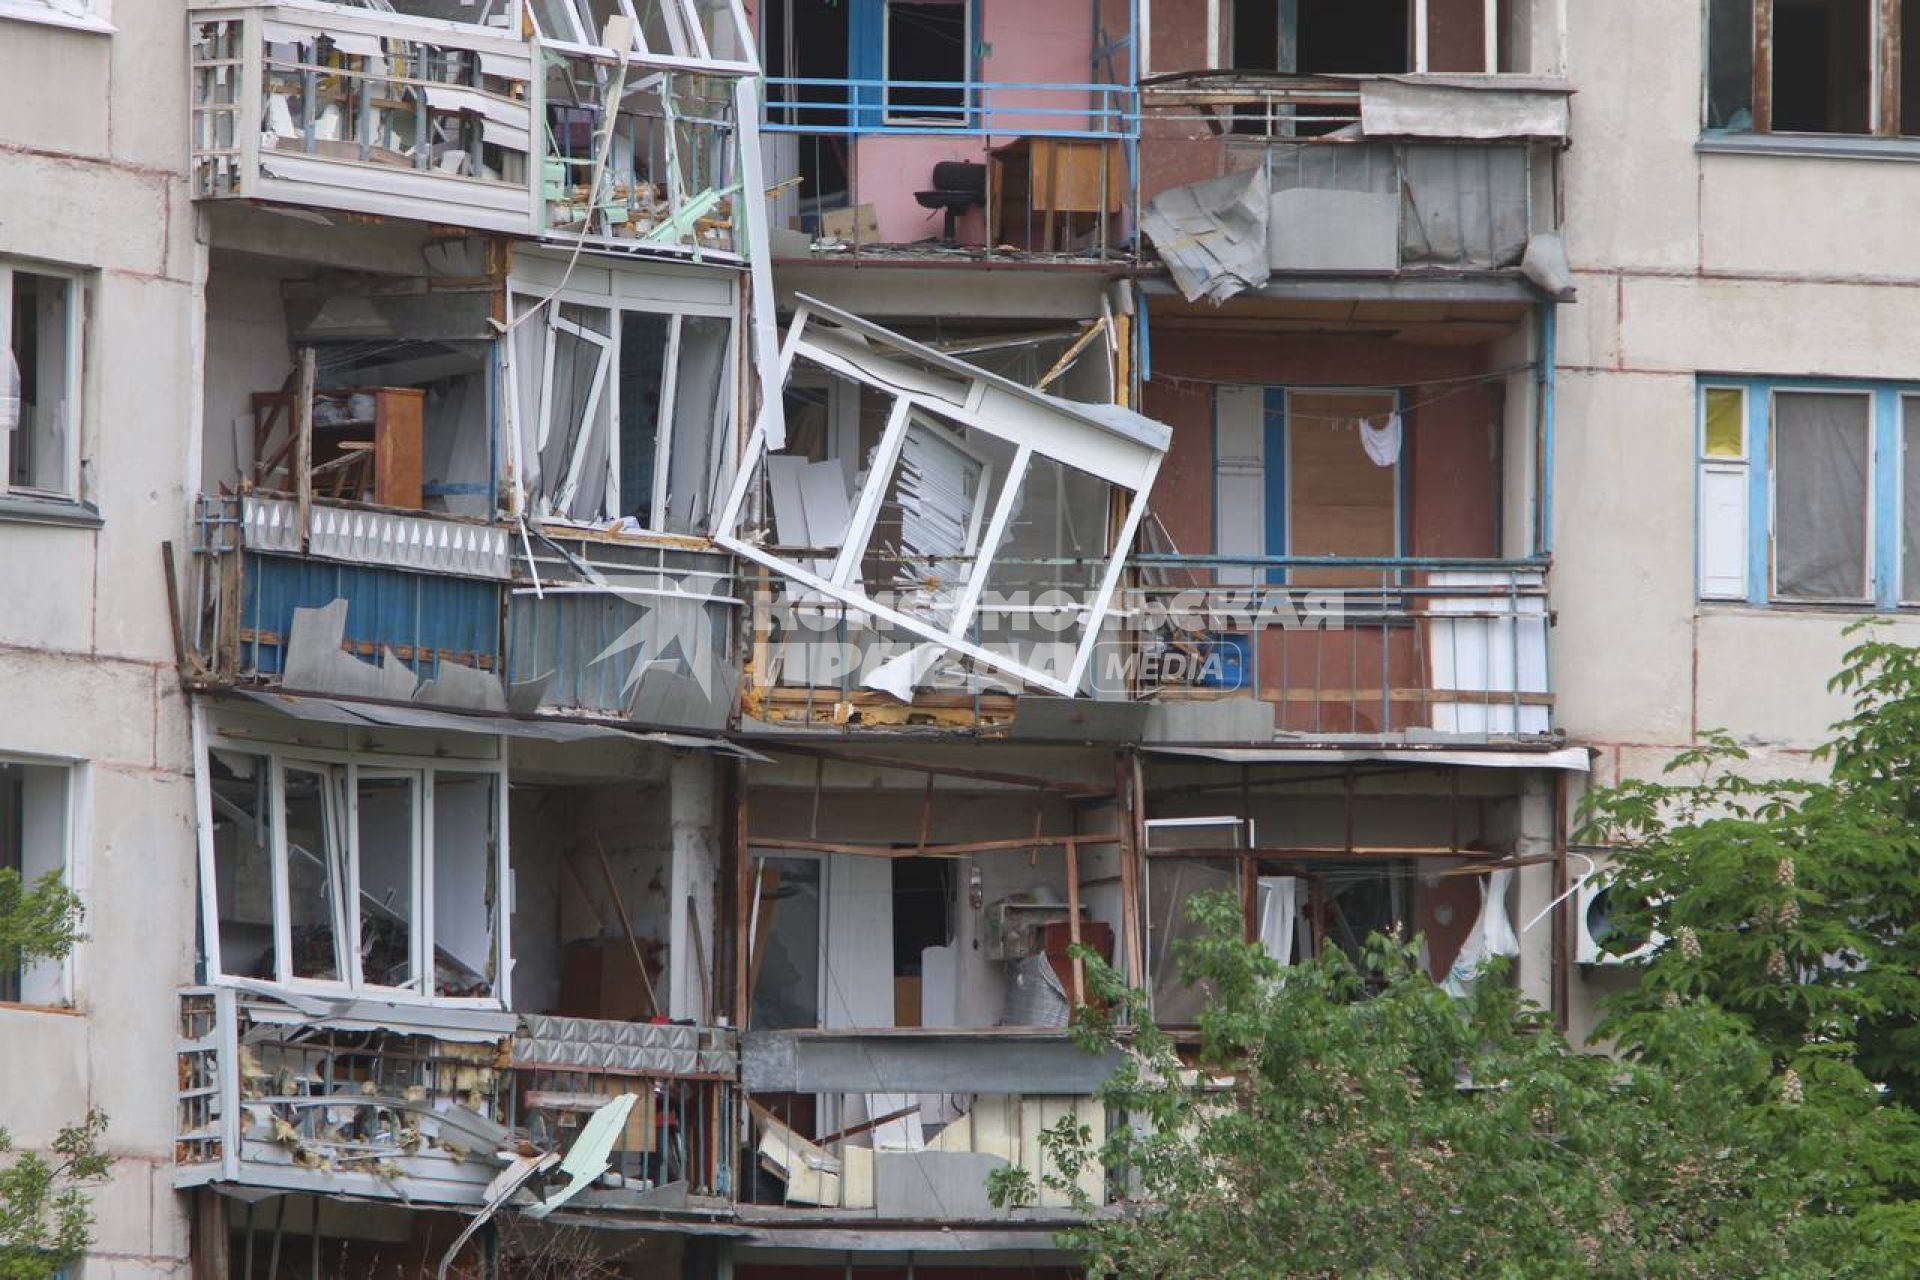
[849,0,1100,244]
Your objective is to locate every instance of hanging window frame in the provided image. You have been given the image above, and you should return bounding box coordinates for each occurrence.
[713,297,1170,698]
[504,256,740,534]
[193,711,512,1009]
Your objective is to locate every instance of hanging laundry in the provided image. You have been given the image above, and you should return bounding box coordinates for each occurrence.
[1360,412,1402,468]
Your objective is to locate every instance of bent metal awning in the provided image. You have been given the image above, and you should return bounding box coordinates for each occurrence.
[227,689,770,759]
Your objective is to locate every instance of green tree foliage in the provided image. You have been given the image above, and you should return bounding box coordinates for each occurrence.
[992,893,1920,1278]
[0,868,107,1280]
[0,1112,110,1280]
[1577,628,1920,1115]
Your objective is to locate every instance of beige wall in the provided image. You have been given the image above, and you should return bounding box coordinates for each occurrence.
[1553,0,1920,775]
[0,2,201,1275]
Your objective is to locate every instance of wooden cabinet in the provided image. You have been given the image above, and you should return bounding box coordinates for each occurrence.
[251,385,425,510]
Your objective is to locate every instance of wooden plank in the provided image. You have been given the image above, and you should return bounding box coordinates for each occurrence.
[595,836,663,1018]
[1753,0,1774,133]
[294,347,315,548]
[1065,837,1085,1005]
[1880,0,1901,136]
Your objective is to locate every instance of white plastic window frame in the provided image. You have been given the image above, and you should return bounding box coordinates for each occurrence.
[192,713,512,1009]
[529,0,757,75]
[0,754,82,1010]
[506,284,739,533]
[0,262,85,503]
[1696,383,1749,602]
[713,306,1166,698]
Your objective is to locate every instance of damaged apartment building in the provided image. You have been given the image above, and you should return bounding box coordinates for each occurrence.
[6,0,1712,1275]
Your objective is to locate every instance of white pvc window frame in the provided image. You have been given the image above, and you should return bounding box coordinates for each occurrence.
[192,709,512,1009]
[528,0,757,75]
[0,261,85,503]
[713,302,1168,698]
[505,263,739,533]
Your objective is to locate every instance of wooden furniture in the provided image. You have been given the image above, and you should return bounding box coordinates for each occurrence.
[988,137,1125,253]
[252,385,425,510]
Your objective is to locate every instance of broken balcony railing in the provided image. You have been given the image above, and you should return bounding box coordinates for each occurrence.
[178,988,739,1208]
[740,1028,1123,1219]
[188,495,509,688]
[1122,554,1553,739]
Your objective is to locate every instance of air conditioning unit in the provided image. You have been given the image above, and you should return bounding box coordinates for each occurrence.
[1575,881,1662,966]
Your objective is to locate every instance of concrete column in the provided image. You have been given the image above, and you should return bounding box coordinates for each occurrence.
[1511,773,1557,1010]
[669,750,721,1022]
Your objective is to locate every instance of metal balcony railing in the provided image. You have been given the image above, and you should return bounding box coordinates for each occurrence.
[763,77,1137,140]
[1122,555,1553,739]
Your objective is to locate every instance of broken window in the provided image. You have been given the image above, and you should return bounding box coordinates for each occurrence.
[884,0,970,125]
[717,300,1169,699]
[0,759,73,1006]
[1707,0,1920,135]
[1228,0,1529,75]
[508,261,737,533]
[527,0,755,69]
[1,264,82,502]
[200,734,510,1003]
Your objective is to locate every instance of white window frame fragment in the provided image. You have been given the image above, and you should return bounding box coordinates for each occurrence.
[527,0,757,75]
[1697,384,1749,601]
[504,254,739,532]
[714,297,1170,699]
[0,261,84,503]
[192,706,512,1009]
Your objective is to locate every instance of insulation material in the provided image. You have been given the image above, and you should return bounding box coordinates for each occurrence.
[1359,78,1572,142]
[1140,165,1272,304]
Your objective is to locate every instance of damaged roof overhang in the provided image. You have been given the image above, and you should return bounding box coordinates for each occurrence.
[1145,744,1592,772]
[223,689,769,759]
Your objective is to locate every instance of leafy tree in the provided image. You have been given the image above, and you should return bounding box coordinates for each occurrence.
[991,894,1920,1279]
[0,868,107,1280]
[1576,628,1920,1114]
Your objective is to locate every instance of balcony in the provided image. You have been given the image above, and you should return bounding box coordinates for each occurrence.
[1137,76,1570,298]
[1118,555,1552,740]
[739,1028,1121,1222]
[186,494,508,693]
[176,988,737,1210]
[189,3,746,256]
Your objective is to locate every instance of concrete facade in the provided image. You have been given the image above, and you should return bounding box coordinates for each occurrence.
[0,3,203,1277]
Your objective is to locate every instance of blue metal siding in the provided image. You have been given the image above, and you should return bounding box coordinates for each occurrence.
[242,554,503,679]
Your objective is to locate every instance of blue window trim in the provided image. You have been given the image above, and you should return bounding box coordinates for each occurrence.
[848,0,982,134]
[1697,374,1914,609]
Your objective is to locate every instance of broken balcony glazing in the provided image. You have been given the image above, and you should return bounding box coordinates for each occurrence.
[716,298,1170,700]
[189,2,756,251]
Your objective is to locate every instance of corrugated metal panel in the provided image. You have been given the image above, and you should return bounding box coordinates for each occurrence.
[507,589,731,715]
[242,553,502,678]
[243,496,512,579]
